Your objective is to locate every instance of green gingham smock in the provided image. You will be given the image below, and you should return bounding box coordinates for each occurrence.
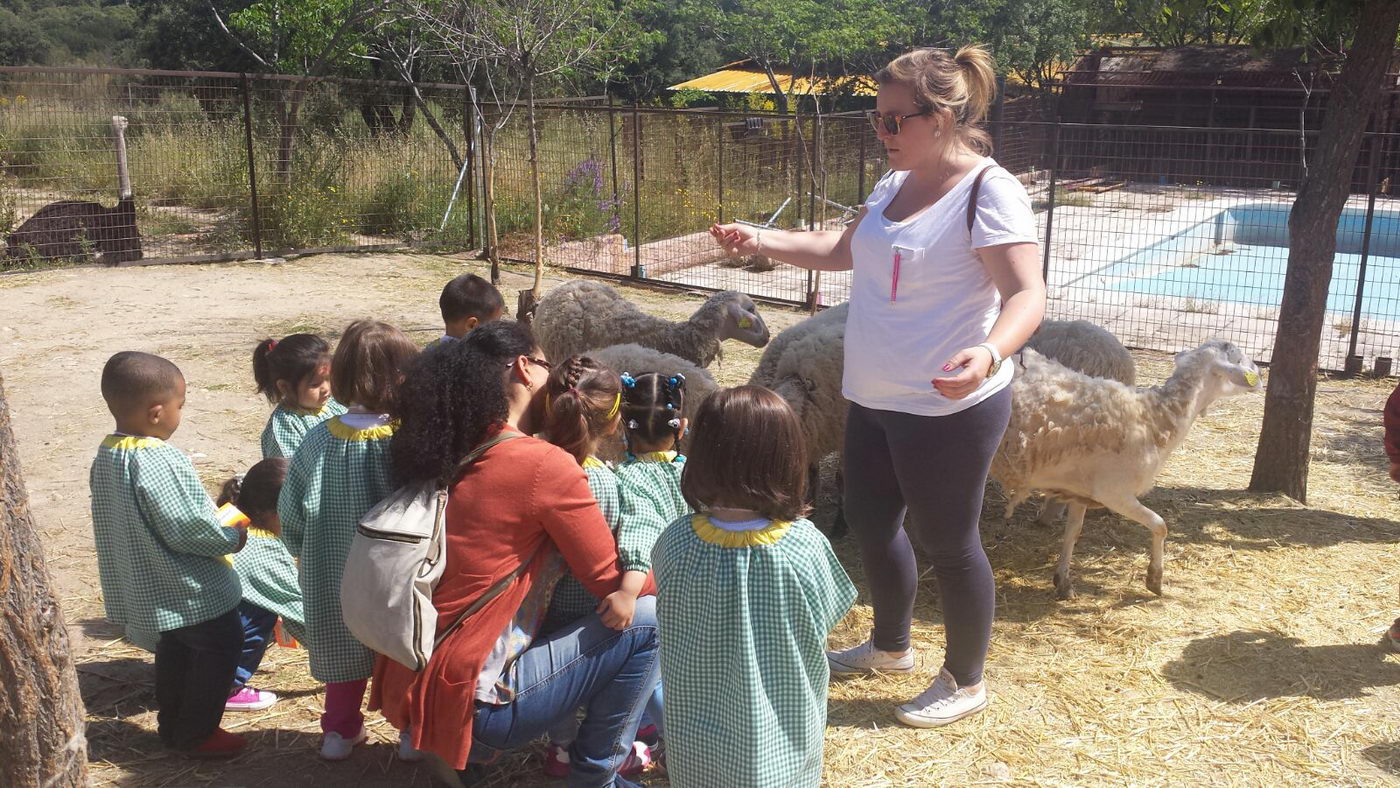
[88,435,243,633]
[653,514,857,788]
[261,398,348,459]
[614,451,689,573]
[234,528,306,642]
[544,457,622,625]
[279,414,396,683]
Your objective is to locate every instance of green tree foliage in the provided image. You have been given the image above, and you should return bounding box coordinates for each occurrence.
[1110,0,1271,46]
[0,1,140,66]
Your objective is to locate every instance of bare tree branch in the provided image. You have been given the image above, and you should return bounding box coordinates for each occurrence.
[207,1,273,70]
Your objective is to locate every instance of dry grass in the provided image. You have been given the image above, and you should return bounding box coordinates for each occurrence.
[4,253,1400,785]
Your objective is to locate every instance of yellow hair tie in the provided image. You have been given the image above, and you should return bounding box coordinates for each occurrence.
[607,391,621,420]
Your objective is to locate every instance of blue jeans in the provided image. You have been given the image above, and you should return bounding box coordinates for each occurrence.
[233,601,278,689]
[468,595,660,788]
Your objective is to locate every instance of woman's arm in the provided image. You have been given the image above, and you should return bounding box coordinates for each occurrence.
[708,206,868,272]
[933,241,1046,400]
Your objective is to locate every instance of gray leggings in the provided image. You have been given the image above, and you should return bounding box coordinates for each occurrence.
[842,388,1011,686]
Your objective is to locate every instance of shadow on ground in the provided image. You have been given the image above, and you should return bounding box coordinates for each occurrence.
[1162,630,1400,702]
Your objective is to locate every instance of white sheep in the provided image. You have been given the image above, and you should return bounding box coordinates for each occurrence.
[1022,319,1136,524]
[533,280,771,369]
[990,340,1262,599]
[587,343,719,462]
[753,309,1126,537]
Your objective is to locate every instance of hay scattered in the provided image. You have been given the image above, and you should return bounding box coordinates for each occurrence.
[11,254,1398,785]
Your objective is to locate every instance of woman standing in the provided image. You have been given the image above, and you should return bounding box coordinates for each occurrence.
[710,46,1044,728]
[370,322,658,787]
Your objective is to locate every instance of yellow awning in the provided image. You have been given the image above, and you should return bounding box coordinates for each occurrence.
[670,61,877,97]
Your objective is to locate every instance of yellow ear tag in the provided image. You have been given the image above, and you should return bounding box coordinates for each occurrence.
[738,316,753,329]
[1244,371,1259,387]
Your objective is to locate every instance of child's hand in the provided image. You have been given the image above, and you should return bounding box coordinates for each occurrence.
[597,590,637,630]
[233,524,249,552]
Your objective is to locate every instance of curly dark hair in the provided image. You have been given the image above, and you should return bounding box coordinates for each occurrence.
[392,320,537,484]
[542,355,621,464]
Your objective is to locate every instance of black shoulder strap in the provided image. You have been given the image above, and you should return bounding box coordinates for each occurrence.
[966,165,994,233]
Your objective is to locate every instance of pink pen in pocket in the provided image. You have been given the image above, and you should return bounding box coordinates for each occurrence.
[890,244,913,303]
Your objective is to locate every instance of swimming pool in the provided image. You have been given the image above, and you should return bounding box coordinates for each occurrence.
[1099,203,1400,322]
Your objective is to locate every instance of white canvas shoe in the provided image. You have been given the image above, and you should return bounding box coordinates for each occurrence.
[826,639,916,676]
[319,727,367,760]
[894,668,988,728]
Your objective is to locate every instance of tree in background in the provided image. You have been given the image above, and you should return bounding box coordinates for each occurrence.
[0,0,141,67]
[1246,0,1400,501]
[209,0,388,179]
[0,372,87,787]
[1110,0,1271,47]
[414,0,654,318]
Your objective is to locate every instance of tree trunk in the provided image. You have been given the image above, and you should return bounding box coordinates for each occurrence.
[410,86,462,171]
[523,76,544,322]
[275,87,305,184]
[0,372,88,786]
[1249,0,1400,502]
[482,127,500,281]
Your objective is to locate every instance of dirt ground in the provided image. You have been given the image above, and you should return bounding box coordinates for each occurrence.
[3,252,1400,786]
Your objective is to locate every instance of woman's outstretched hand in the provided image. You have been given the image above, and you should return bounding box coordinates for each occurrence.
[933,346,994,400]
[709,223,759,257]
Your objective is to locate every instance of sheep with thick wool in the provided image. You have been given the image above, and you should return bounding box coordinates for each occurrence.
[533,280,770,369]
[1021,319,1136,524]
[587,343,718,462]
[990,340,1261,599]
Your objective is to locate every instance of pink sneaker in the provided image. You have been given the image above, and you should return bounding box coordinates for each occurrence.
[543,741,571,778]
[619,741,653,778]
[225,686,277,712]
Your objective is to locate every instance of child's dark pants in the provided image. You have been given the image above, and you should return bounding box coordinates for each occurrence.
[155,606,242,750]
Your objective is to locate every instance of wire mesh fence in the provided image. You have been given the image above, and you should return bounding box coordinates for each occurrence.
[2,66,1398,372]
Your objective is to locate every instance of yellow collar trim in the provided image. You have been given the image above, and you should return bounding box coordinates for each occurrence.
[691,514,792,547]
[248,526,279,540]
[285,402,334,417]
[102,435,164,450]
[582,456,606,469]
[327,417,397,441]
[631,450,680,464]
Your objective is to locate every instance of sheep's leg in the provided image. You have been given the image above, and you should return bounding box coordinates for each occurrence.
[1037,500,1068,527]
[1053,503,1088,600]
[1096,493,1168,596]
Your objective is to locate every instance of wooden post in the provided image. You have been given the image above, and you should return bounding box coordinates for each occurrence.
[0,372,88,787]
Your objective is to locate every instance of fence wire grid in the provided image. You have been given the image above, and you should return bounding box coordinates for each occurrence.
[3,66,1399,373]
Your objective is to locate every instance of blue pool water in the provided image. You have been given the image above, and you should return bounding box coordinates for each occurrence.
[1101,203,1400,322]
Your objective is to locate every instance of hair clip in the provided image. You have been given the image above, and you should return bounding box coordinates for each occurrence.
[667,417,682,429]
[268,339,278,351]
[627,419,640,429]
[620,372,636,388]
[668,374,686,390]
[607,392,621,420]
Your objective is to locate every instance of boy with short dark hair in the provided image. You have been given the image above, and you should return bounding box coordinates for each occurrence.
[90,351,249,757]
[427,273,504,349]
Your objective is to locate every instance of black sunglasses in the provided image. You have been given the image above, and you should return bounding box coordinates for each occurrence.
[868,109,932,136]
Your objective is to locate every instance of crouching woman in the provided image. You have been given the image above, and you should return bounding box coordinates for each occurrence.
[370,321,658,787]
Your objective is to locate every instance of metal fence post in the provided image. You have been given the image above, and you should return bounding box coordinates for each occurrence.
[1346,129,1382,373]
[717,118,725,224]
[1042,119,1061,282]
[608,94,620,211]
[632,105,643,279]
[239,73,264,260]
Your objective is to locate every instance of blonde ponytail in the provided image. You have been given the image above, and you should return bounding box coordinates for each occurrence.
[875,45,1000,155]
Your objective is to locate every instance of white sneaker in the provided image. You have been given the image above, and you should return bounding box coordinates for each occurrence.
[826,640,916,676]
[398,730,425,763]
[894,668,988,728]
[319,727,367,760]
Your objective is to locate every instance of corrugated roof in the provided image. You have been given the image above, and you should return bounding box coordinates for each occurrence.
[670,61,877,96]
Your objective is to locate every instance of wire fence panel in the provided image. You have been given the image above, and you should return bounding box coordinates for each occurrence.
[4,66,1400,372]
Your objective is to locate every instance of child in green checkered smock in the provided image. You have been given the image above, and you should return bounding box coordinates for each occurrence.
[652,386,856,788]
[538,358,669,778]
[252,333,346,459]
[91,351,250,756]
[214,459,306,714]
[277,320,419,760]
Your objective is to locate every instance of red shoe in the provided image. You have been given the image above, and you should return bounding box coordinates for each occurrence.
[618,741,653,778]
[1388,620,1400,652]
[188,728,247,758]
[543,741,571,778]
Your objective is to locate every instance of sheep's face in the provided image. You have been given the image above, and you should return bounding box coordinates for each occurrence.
[718,295,771,348]
[1181,340,1262,394]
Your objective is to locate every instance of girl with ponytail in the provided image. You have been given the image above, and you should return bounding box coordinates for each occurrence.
[709,44,1046,729]
[252,333,344,459]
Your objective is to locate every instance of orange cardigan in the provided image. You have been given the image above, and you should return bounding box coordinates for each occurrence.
[370,433,652,769]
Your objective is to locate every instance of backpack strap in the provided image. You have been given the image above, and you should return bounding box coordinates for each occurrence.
[433,542,542,649]
[449,430,524,482]
[966,164,994,234]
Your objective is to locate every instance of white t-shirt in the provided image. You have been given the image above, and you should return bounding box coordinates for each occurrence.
[842,159,1039,417]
